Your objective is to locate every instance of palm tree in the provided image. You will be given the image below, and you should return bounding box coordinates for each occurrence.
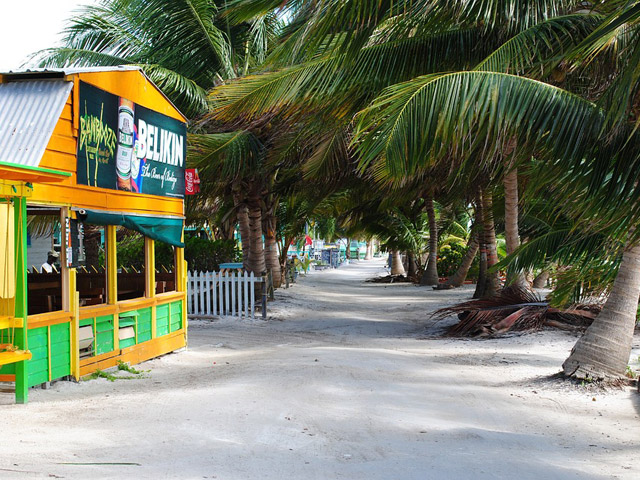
[33,0,280,117]
[207,0,640,379]
[188,129,269,274]
[352,24,640,380]
[209,1,601,289]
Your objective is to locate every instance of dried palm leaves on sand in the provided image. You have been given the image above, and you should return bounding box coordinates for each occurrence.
[433,286,599,337]
[367,275,413,283]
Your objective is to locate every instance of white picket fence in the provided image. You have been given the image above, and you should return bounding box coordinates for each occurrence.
[187,270,263,318]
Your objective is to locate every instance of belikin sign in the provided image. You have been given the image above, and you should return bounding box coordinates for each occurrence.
[77,81,187,198]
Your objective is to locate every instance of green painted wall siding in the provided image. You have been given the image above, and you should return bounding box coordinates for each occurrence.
[156,303,170,337]
[137,307,152,343]
[119,337,135,349]
[27,327,49,387]
[49,323,70,380]
[24,324,71,387]
[96,315,114,355]
[170,301,182,332]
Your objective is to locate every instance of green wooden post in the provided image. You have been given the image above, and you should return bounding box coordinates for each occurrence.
[14,196,28,404]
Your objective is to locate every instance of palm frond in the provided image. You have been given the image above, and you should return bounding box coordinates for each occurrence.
[208,28,487,122]
[141,64,209,117]
[354,71,604,180]
[475,13,603,76]
[188,130,265,181]
[434,285,596,337]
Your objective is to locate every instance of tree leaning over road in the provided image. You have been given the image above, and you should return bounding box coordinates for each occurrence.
[216,0,640,379]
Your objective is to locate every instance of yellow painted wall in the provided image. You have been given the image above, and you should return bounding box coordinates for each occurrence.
[31,70,186,218]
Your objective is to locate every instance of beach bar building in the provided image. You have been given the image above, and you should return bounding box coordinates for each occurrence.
[0,67,188,404]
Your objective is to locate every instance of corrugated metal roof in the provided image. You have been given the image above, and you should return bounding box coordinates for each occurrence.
[1,66,187,123]
[1,66,141,76]
[0,80,73,167]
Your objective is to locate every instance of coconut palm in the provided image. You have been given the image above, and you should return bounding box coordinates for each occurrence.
[210,1,602,288]
[350,0,640,378]
[206,0,640,379]
[33,0,281,117]
[188,129,269,274]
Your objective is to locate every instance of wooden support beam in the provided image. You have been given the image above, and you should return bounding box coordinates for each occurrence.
[145,237,155,299]
[69,268,80,381]
[13,196,28,404]
[106,225,119,352]
[106,225,117,304]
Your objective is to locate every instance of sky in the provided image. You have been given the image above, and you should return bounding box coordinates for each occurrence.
[0,0,96,71]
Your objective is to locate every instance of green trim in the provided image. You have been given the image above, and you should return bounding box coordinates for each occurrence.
[0,161,71,178]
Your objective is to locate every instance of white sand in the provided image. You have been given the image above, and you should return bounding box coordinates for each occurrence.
[2,259,638,479]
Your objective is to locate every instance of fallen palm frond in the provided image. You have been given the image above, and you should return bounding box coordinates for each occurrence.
[433,286,600,337]
[367,274,412,283]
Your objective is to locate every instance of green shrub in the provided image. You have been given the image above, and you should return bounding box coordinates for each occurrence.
[437,242,466,277]
[116,235,146,270]
[184,236,239,272]
[115,234,239,272]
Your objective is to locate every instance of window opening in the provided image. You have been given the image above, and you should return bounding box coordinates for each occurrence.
[155,240,176,294]
[26,207,62,315]
[117,228,146,300]
[77,225,106,306]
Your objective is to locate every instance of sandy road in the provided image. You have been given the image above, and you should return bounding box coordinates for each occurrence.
[1,259,638,479]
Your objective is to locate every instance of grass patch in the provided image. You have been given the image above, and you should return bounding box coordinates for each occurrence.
[84,369,117,382]
[117,360,144,375]
[83,362,149,382]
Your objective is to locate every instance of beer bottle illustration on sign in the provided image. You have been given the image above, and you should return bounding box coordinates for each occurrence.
[116,97,134,191]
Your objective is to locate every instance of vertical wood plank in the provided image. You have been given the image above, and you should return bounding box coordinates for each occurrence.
[188,271,193,314]
[232,271,236,317]
[244,271,249,318]
[210,272,218,315]
[205,272,211,315]
[250,272,255,319]
[238,271,243,318]
[106,225,118,305]
[144,237,155,298]
[218,270,223,316]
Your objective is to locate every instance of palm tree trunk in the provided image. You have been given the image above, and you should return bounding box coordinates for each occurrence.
[390,250,405,276]
[279,237,292,285]
[220,215,236,241]
[421,196,439,285]
[345,238,351,260]
[482,191,501,297]
[473,193,487,298]
[263,213,281,288]
[236,202,251,270]
[445,233,479,287]
[246,198,266,275]
[503,162,528,288]
[407,252,418,280]
[563,241,640,380]
[364,241,373,260]
[504,164,520,254]
[532,270,549,288]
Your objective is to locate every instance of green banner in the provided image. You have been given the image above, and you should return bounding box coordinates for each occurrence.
[77,81,186,198]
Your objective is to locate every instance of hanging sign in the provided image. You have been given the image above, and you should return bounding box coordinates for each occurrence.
[65,217,85,268]
[77,81,186,198]
[185,168,200,195]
